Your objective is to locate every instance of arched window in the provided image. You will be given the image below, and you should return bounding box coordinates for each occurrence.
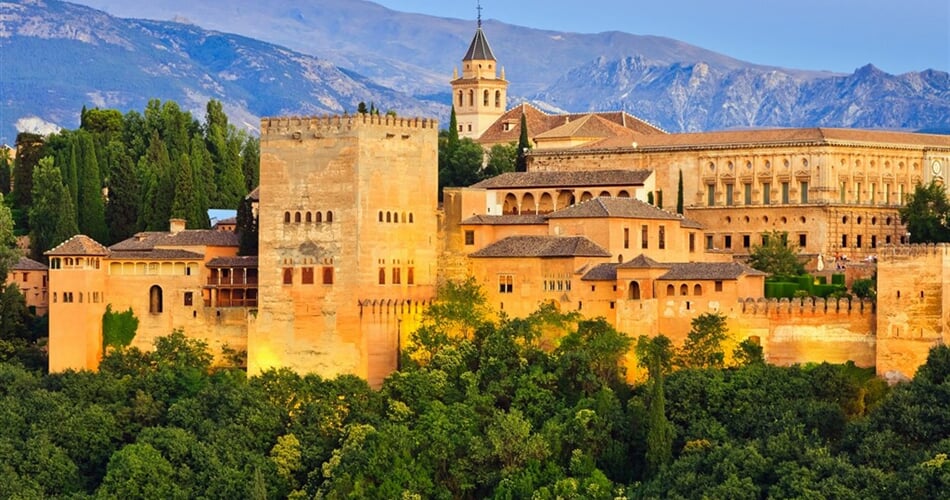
[495,90,501,108]
[457,90,463,106]
[326,211,333,222]
[386,212,391,223]
[483,90,489,106]
[694,284,703,296]
[305,212,312,223]
[315,211,322,223]
[680,284,688,296]
[408,213,414,223]
[149,285,163,314]
[468,89,474,106]
[666,284,675,296]
[284,212,291,223]
[378,211,383,222]
[629,281,641,300]
[294,212,301,223]
[401,212,407,223]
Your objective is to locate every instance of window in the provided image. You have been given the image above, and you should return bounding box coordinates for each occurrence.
[724,235,732,249]
[781,182,789,204]
[680,284,689,295]
[284,212,291,223]
[800,181,809,203]
[302,267,314,284]
[659,226,666,249]
[762,182,771,204]
[21,272,27,282]
[694,284,702,296]
[707,184,716,206]
[378,268,386,285]
[855,182,861,203]
[715,281,723,292]
[840,182,847,203]
[641,225,648,249]
[623,228,630,249]
[842,234,848,247]
[725,184,734,206]
[689,233,695,253]
[464,230,475,245]
[856,235,862,248]
[705,235,714,250]
[799,234,807,247]
[294,212,301,223]
[184,291,193,306]
[495,90,501,107]
[744,183,752,205]
[322,267,334,284]
[283,268,293,285]
[392,267,401,285]
[315,212,322,223]
[327,211,333,222]
[884,183,890,204]
[499,274,514,293]
[407,267,415,285]
[149,285,163,313]
[629,281,641,300]
[666,284,675,296]
[870,183,876,204]
[306,212,312,223]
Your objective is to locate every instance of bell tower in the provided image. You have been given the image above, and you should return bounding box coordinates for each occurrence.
[451,5,508,140]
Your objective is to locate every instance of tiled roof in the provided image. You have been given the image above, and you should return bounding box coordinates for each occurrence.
[680,218,705,229]
[470,170,651,189]
[477,103,664,146]
[460,214,548,225]
[470,235,611,258]
[108,249,205,260]
[110,230,240,251]
[546,197,680,220]
[658,262,767,280]
[618,254,670,269]
[246,186,260,201]
[534,114,642,143]
[11,256,47,271]
[581,263,619,281]
[207,256,259,268]
[463,27,496,61]
[45,235,109,256]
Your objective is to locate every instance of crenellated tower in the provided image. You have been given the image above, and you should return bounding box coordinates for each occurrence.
[451,9,508,140]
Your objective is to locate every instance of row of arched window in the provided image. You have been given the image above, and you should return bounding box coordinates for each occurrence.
[284,211,334,224]
[53,291,103,304]
[378,211,414,224]
[457,89,502,108]
[626,281,710,300]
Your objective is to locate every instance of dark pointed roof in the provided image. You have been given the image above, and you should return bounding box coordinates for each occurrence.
[463,28,496,61]
[618,254,670,269]
[45,235,109,256]
[581,263,619,281]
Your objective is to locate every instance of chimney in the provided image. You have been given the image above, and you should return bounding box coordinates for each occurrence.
[169,218,186,234]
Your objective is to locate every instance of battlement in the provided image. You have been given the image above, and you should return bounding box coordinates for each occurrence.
[878,243,950,261]
[738,296,875,316]
[260,114,439,138]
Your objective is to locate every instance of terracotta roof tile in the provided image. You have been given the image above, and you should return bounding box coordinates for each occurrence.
[461,214,548,225]
[534,114,642,143]
[108,249,205,260]
[477,103,665,146]
[11,256,47,271]
[658,262,766,280]
[470,235,611,258]
[546,197,680,220]
[581,263,618,281]
[207,256,259,268]
[470,170,651,189]
[618,254,670,269]
[110,230,239,251]
[45,235,109,256]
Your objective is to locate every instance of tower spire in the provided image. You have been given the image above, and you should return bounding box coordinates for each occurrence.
[477,0,483,28]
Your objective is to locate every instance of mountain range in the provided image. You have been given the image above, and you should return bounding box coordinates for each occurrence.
[1,0,948,145]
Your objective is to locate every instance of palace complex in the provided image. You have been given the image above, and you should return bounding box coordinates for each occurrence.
[42,23,950,385]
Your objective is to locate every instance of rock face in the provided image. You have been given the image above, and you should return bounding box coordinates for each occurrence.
[3,0,949,142]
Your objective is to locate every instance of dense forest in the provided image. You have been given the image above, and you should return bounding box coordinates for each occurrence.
[4,100,259,262]
[1,279,948,498]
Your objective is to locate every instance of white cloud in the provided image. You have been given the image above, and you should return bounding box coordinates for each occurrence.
[15,116,62,136]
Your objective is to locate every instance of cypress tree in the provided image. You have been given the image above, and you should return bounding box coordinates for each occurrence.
[676,169,684,214]
[139,132,174,231]
[236,196,258,256]
[189,135,213,229]
[29,157,77,261]
[0,151,11,195]
[12,132,44,209]
[171,153,195,224]
[241,137,260,193]
[448,106,460,150]
[516,112,529,172]
[77,131,108,242]
[105,141,141,244]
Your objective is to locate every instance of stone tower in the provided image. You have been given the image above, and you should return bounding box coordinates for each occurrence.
[451,14,508,140]
[252,114,439,387]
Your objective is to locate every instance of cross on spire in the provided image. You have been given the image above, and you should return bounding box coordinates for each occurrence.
[477,1,483,28]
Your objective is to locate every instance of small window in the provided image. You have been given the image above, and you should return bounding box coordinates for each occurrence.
[624,228,630,249]
[799,234,807,247]
[21,272,27,282]
[306,212,312,223]
[464,230,475,245]
[379,211,383,222]
[641,225,648,249]
[743,234,751,248]
[408,213,413,223]
[715,281,723,292]
[322,267,334,284]
[284,212,291,223]
[302,267,314,284]
[659,226,666,250]
[294,212,301,223]
[315,212,322,223]
[407,267,415,285]
[724,235,732,249]
[379,267,386,285]
[149,285,163,313]
[680,284,689,296]
[694,284,702,296]
[666,284,675,296]
[327,211,333,222]
[499,275,514,294]
[283,268,293,285]
[392,268,401,285]
[184,291,193,306]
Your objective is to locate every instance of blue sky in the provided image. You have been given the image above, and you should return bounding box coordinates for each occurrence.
[375,0,949,74]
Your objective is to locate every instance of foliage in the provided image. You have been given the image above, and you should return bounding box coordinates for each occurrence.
[899,181,950,243]
[748,230,806,276]
[516,112,530,172]
[484,142,518,177]
[852,278,877,300]
[676,169,684,214]
[28,157,77,262]
[102,305,139,351]
[13,132,44,209]
[733,338,765,366]
[677,312,729,369]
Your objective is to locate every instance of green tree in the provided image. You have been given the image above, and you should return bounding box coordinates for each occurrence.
[171,153,196,222]
[241,137,260,193]
[448,106,460,149]
[104,141,141,243]
[637,335,674,477]
[748,230,805,276]
[98,443,186,499]
[439,138,484,190]
[236,195,258,256]
[484,142,518,178]
[12,132,44,209]
[0,150,12,195]
[678,312,730,369]
[676,169,684,214]
[76,131,108,242]
[29,158,78,261]
[357,101,368,114]
[139,132,175,231]
[102,305,139,351]
[516,112,530,172]
[899,181,950,243]
[733,338,765,366]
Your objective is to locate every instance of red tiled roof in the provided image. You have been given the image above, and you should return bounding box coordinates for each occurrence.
[477,102,665,146]
[461,214,548,225]
[45,235,109,256]
[108,249,205,260]
[658,262,767,280]
[110,230,239,251]
[470,235,611,258]
[11,256,47,271]
[470,170,651,189]
[546,197,680,220]
[207,256,259,268]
